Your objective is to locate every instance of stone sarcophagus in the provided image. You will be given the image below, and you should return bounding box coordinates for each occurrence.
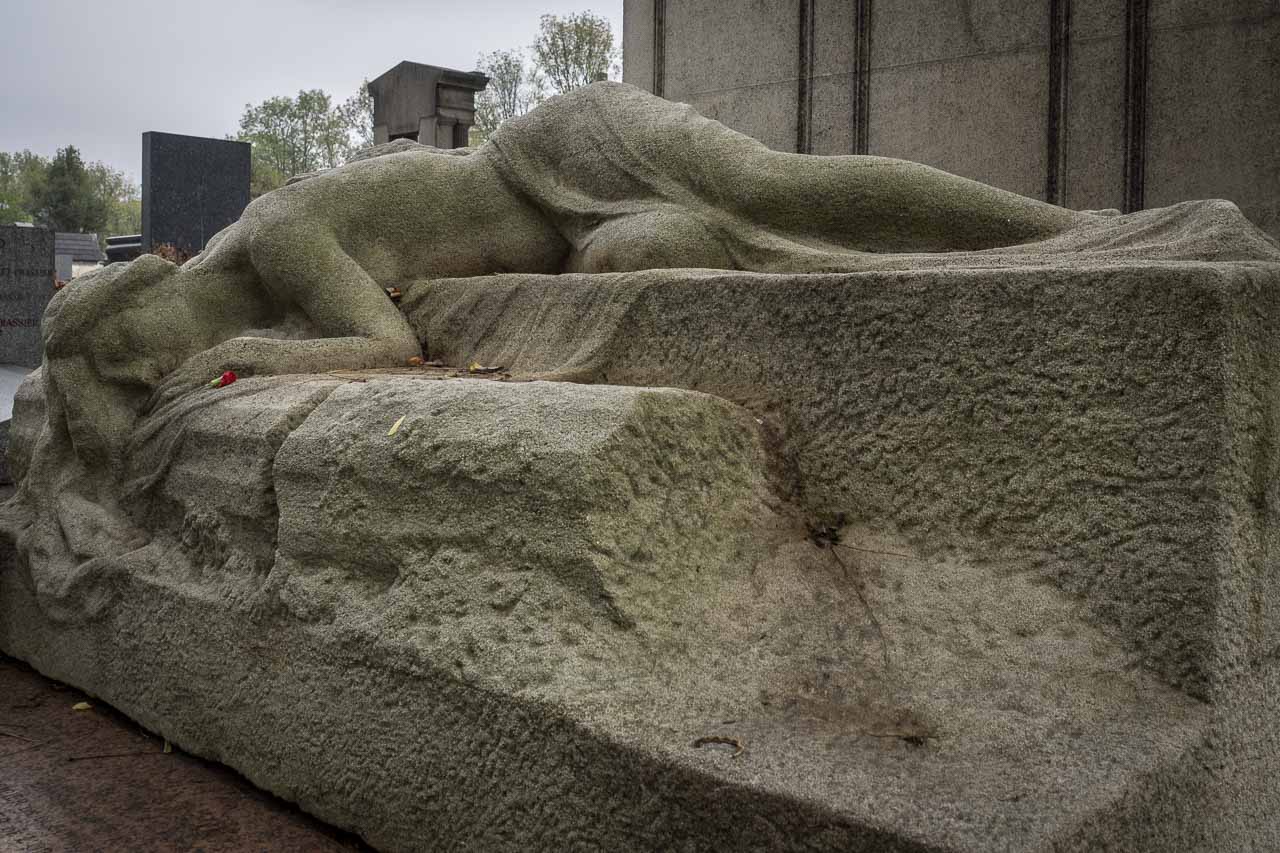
[3,82,1280,852]
[368,61,489,149]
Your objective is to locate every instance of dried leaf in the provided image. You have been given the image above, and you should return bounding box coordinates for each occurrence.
[71,701,92,711]
[387,415,407,437]
[163,740,172,754]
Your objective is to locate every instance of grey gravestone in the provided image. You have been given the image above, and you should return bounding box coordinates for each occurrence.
[0,226,50,483]
[0,225,55,368]
[142,132,250,256]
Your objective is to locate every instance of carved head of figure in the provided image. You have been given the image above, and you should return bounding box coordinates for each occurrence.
[40,254,203,478]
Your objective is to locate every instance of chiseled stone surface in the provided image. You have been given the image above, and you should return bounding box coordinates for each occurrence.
[3,82,1280,851]
[0,370,1222,852]
[404,202,1280,703]
[4,243,1280,849]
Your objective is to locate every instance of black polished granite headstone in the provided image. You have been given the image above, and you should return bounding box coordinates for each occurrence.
[141,132,251,256]
[0,225,55,368]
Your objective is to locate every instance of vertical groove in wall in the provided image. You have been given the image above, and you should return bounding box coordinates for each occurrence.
[1122,0,1149,212]
[797,0,815,153]
[851,0,873,155]
[652,0,666,97]
[1046,0,1071,205]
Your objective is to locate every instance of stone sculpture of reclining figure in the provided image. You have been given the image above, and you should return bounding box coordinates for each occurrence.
[44,83,1085,476]
[16,81,1088,578]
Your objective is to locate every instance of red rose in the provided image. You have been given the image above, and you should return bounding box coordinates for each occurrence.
[208,370,238,388]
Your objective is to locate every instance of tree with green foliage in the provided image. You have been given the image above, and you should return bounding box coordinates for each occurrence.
[237,90,342,179]
[0,150,50,225]
[531,11,618,96]
[0,149,138,237]
[0,185,20,225]
[338,81,375,153]
[236,83,376,197]
[29,146,110,234]
[244,144,287,198]
[87,162,140,236]
[472,49,545,142]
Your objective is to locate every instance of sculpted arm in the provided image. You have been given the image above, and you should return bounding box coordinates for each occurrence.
[152,148,565,397]
[152,211,422,400]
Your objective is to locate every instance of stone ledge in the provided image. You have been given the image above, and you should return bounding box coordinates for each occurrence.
[0,369,1250,852]
[0,520,1224,853]
[405,261,1280,700]
[4,252,1280,849]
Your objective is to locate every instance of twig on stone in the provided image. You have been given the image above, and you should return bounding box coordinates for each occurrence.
[692,735,745,758]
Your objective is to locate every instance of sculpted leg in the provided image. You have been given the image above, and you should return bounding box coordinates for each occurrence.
[565,207,734,273]
[750,154,1084,252]
[492,82,1091,269]
[691,132,1085,253]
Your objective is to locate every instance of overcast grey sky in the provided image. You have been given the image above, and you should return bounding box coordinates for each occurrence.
[0,0,623,184]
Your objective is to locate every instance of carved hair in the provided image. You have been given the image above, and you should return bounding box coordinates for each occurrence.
[42,254,179,359]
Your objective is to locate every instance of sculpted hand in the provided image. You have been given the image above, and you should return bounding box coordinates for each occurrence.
[147,338,271,411]
[147,335,420,413]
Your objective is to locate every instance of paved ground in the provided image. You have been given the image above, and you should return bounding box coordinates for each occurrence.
[0,654,370,852]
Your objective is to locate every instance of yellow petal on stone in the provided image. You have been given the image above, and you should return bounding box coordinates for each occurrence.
[71,702,92,711]
[387,415,407,437]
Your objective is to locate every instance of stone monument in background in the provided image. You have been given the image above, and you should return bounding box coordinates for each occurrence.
[0,224,55,482]
[141,132,251,257]
[53,231,105,282]
[0,225,55,368]
[368,61,489,149]
[107,133,252,263]
[106,64,478,265]
[624,0,1280,240]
